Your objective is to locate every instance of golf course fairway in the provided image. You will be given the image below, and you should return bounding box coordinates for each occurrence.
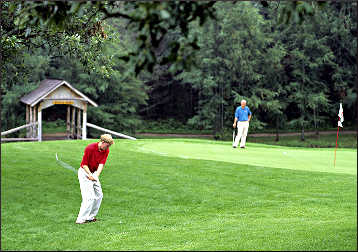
[133,139,357,175]
[1,139,356,251]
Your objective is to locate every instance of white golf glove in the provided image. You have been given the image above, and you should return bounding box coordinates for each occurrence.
[93,171,99,181]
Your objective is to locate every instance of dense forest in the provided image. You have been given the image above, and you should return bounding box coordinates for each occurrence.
[1,1,356,139]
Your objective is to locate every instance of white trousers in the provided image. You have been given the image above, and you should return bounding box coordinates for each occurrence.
[233,121,249,148]
[76,168,103,223]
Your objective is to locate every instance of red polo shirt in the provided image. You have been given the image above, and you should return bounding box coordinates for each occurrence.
[80,142,110,173]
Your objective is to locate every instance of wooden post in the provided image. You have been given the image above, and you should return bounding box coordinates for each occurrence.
[77,108,81,139]
[38,107,42,142]
[29,106,33,138]
[66,106,71,139]
[82,103,87,140]
[33,105,37,138]
[26,105,30,137]
[71,106,76,139]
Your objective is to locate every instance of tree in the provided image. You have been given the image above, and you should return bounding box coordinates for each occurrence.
[280,2,356,139]
[3,1,356,137]
[176,2,274,136]
[3,1,328,76]
[1,1,110,83]
[1,16,148,134]
[2,1,217,76]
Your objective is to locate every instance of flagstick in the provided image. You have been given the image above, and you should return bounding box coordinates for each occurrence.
[334,103,344,168]
[333,125,340,168]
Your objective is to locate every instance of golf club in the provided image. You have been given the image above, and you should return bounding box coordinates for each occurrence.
[232,125,238,146]
[55,153,77,173]
[56,153,98,181]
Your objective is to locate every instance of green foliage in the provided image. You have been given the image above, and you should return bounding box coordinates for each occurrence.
[0,51,48,131]
[1,17,147,134]
[3,1,217,76]
[44,33,148,136]
[177,2,283,134]
[1,1,356,137]
[135,119,211,134]
[42,119,66,134]
[3,1,330,76]
[172,1,356,136]
[1,0,114,88]
[277,1,327,25]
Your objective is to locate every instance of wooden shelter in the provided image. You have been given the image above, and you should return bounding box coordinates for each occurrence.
[19,79,98,141]
[2,79,136,142]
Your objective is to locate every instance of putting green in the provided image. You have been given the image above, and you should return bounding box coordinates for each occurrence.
[132,139,357,175]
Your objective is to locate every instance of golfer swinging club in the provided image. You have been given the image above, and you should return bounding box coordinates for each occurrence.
[233,100,252,149]
[76,134,114,224]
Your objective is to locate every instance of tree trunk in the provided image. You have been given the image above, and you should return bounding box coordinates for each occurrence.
[190,85,193,115]
[221,82,224,131]
[314,106,319,136]
[300,63,305,142]
[214,88,220,139]
[301,126,305,141]
[275,117,279,142]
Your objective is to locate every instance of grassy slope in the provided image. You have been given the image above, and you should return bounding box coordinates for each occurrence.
[248,133,357,149]
[136,132,357,149]
[1,139,357,251]
[15,120,356,148]
[136,139,357,175]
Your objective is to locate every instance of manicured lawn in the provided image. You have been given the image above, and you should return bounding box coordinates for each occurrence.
[1,139,356,250]
[137,132,357,149]
[136,139,356,174]
[248,133,357,149]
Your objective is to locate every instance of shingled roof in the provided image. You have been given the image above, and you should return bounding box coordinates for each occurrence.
[20,79,98,107]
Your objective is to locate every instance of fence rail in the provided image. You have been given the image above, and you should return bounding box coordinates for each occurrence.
[1,138,38,142]
[87,123,136,140]
[1,122,38,136]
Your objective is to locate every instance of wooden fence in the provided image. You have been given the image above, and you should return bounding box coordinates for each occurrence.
[87,123,136,140]
[1,122,38,142]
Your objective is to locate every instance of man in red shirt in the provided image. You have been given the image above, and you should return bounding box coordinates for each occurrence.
[76,134,113,224]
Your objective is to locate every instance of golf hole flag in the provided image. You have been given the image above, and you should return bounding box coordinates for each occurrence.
[334,103,344,168]
[338,103,344,128]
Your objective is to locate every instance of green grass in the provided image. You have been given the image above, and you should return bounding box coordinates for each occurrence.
[136,132,357,149]
[136,139,356,174]
[1,139,357,251]
[248,133,357,148]
[31,118,357,149]
[42,120,67,134]
[134,118,357,135]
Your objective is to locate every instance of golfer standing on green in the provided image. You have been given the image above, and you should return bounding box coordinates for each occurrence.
[76,134,113,224]
[233,100,252,148]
